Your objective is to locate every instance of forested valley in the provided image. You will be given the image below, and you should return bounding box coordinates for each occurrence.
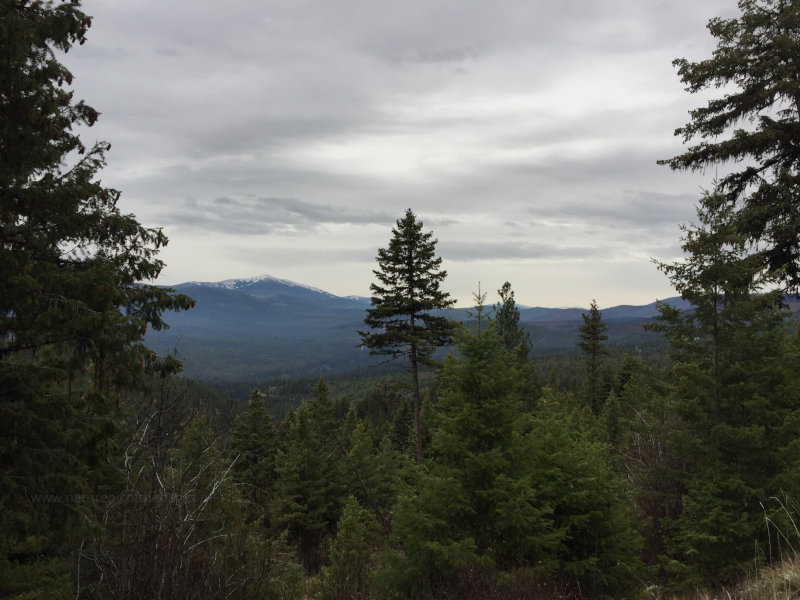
[5,1,800,599]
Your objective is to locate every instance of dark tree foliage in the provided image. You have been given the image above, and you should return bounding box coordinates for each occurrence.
[577,299,609,415]
[493,281,538,405]
[493,281,532,361]
[274,380,347,571]
[0,0,191,381]
[649,193,800,588]
[359,209,455,464]
[318,495,378,600]
[229,389,277,526]
[0,1,192,595]
[385,295,644,599]
[658,0,800,289]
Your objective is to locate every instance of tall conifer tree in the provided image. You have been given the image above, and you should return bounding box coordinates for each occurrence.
[359,209,455,464]
[274,380,347,571]
[493,281,532,361]
[651,192,800,587]
[0,2,192,594]
[577,299,609,415]
[493,281,538,404]
[659,0,800,289]
[229,389,277,526]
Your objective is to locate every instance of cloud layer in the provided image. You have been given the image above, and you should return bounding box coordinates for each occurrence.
[64,0,738,307]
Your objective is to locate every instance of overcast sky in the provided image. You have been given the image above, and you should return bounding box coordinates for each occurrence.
[64,0,739,308]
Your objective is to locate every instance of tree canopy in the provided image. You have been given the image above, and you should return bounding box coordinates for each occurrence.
[658,0,800,289]
[0,1,192,594]
[649,193,800,587]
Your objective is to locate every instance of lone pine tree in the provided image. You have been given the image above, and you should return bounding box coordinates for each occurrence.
[359,209,455,464]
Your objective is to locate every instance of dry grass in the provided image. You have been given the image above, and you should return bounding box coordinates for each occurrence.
[661,556,800,600]
[650,497,800,600]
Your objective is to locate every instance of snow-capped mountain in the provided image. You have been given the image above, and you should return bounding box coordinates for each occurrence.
[188,274,336,297]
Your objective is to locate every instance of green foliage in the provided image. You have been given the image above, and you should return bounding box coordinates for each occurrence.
[343,421,398,531]
[493,281,539,405]
[384,294,644,598]
[0,0,192,383]
[577,299,610,414]
[494,281,533,361]
[658,0,800,288]
[650,194,800,588]
[600,390,623,447]
[360,209,455,464]
[359,209,455,366]
[318,496,379,600]
[229,389,277,530]
[274,379,348,571]
[0,3,192,595]
[525,390,646,598]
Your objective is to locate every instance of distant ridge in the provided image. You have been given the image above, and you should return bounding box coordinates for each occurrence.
[144,275,694,382]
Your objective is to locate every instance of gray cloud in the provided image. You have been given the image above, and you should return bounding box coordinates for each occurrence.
[155,196,396,235]
[62,0,738,306]
[224,244,375,268]
[441,240,613,262]
[526,190,698,231]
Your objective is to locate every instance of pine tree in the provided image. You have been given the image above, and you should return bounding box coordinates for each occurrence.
[658,0,800,289]
[0,3,192,594]
[342,420,397,530]
[0,0,192,383]
[359,209,455,464]
[577,299,609,414]
[493,281,532,361]
[493,281,538,404]
[229,389,277,526]
[318,496,378,600]
[274,380,347,571]
[650,192,800,587]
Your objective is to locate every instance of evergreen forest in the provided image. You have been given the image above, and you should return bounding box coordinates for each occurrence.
[5,1,800,599]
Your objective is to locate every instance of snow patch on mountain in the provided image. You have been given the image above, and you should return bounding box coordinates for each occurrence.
[181,274,336,297]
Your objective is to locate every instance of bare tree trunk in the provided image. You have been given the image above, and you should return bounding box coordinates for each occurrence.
[411,344,422,465]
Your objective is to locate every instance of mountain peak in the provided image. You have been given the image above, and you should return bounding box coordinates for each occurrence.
[182,274,335,297]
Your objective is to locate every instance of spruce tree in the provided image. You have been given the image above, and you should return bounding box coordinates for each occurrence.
[651,192,800,587]
[0,2,192,594]
[577,299,609,415]
[274,380,347,571]
[229,389,277,526]
[359,209,455,464]
[493,281,532,361]
[493,281,538,404]
[318,496,378,600]
[659,0,800,289]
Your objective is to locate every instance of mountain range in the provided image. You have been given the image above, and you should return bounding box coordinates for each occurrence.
[144,275,684,381]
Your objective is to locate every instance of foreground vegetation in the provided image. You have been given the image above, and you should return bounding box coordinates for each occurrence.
[6,283,800,598]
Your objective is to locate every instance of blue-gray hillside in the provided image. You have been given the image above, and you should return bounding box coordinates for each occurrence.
[146,275,686,381]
